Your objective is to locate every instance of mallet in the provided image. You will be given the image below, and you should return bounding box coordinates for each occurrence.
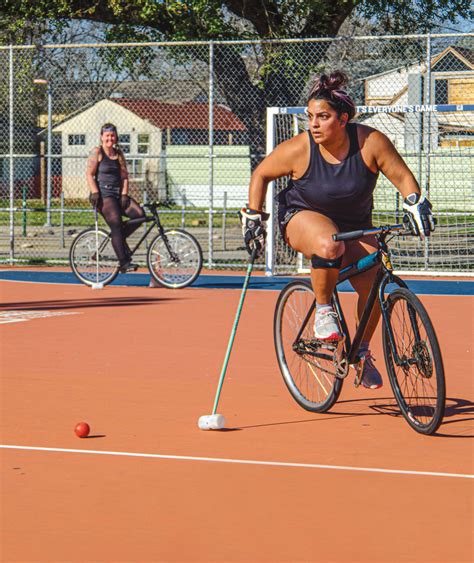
[198,247,257,430]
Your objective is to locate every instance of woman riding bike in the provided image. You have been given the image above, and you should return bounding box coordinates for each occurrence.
[86,123,146,273]
[240,70,435,390]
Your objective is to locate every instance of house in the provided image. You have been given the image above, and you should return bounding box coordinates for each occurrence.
[360,45,473,212]
[361,45,474,149]
[45,98,248,204]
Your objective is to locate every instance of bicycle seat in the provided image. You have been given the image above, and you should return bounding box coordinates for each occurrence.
[144,201,171,213]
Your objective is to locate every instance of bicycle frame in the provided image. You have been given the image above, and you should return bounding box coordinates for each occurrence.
[111,204,178,261]
[334,230,414,368]
[295,224,415,371]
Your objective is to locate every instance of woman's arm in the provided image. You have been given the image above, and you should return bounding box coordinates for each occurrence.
[369,129,435,237]
[369,130,420,198]
[86,147,100,194]
[248,135,304,211]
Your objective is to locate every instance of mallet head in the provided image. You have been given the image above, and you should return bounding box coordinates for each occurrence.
[198,414,226,430]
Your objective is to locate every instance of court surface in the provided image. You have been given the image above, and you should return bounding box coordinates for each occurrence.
[1,271,473,562]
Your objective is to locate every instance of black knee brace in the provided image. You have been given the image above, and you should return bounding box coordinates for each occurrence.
[311,253,343,269]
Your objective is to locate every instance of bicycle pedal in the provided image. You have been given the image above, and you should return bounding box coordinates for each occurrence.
[311,338,340,350]
[350,355,367,388]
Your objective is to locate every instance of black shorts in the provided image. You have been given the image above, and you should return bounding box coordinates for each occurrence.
[98,183,121,199]
[277,189,373,240]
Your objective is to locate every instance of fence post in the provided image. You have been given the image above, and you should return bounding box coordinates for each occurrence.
[60,190,65,248]
[9,46,14,264]
[181,189,186,228]
[424,33,432,269]
[222,191,227,251]
[22,186,27,237]
[45,83,53,227]
[208,40,214,268]
[143,188,148,250]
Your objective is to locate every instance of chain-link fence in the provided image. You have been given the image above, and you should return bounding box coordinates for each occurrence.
[0,33,472,272]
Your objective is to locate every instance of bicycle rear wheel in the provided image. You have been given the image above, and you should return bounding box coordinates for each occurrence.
[147,229,203,289]
[274,280,343,413]
[382,288,445,435]
[69,228,119,286]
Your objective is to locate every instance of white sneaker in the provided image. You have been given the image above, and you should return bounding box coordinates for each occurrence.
[314,308,341,340]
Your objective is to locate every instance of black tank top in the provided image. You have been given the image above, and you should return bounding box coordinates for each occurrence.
[283,124,378,228]
[96,147,122,187]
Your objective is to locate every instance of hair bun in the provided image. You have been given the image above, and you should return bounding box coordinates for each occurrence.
[327,71,348,91]
[307,70,349,99]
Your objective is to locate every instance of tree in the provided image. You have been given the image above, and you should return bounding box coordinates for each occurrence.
[1,1,471,160]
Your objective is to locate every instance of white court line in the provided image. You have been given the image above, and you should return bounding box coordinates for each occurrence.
[1,444,472,480]
[0,310,80,324]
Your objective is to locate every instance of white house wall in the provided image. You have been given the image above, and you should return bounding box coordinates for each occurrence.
[360,113,406,149]
[52,99,162,199]
[366,64,425,103]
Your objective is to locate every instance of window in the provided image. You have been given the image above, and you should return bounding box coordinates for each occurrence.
[171,129,189,145]
[137,134,150,154]
[126,159,143,176]
[118,134,130,154]
[68,134,85,146]
[435,80,448,104]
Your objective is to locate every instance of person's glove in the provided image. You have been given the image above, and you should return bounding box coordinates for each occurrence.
[402,193,436,239]
[239,207,270,257]
[89,192,100,208]
[121,194,131,211]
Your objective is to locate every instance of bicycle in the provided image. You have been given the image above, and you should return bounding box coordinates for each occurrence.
[273,223,445,435]
[69,201,203,289]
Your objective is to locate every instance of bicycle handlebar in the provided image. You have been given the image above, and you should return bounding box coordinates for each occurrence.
[333,224,407,242]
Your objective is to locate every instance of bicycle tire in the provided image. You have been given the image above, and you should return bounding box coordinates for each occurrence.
[147,229,203,289]
[274,280,344,413]
[382,288,445,435]
[69,228,119,287]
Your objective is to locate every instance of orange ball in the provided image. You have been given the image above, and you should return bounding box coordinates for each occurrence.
[74,422,90,438]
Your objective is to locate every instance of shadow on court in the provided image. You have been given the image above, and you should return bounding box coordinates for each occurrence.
[238,396,474,437]
[0,296,178,312]
[238,398,396,430]
[433,397,474,438]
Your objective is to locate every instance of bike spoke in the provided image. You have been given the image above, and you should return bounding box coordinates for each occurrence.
[275,281,343,412]
[384,289,444,433]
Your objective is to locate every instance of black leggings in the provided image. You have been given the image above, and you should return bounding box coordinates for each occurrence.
[99,196,145,265]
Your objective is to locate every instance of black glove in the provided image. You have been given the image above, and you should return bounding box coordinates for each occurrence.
[239,207,270,257]
[121,194,131,211]
[402,193,436,239]
[89,192,100,208]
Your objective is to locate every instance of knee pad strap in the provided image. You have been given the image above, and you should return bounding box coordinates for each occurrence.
[311,254,342,269]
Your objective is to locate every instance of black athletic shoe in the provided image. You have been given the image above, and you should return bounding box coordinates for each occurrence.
[119,261,139,274]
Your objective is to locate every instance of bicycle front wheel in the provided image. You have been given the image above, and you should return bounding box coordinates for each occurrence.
[69,228,119,287]
[147,229,203,289]
[274,280,343,413]
[382,288,445,435]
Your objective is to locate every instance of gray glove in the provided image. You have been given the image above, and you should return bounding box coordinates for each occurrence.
[239,207,270,257]
[402,193,435,239]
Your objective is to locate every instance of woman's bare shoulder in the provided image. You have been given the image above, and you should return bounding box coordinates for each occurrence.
[274,131,308,156]
[355,122,392,151]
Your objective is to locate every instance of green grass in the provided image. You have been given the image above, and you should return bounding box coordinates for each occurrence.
[0,198,242,230]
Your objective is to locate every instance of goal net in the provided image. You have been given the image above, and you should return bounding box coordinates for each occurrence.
[265,104,474,276]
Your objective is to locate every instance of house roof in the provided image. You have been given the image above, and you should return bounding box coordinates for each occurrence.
[364,45,474,82]
[453,46,474,66]
[113,99,246,131]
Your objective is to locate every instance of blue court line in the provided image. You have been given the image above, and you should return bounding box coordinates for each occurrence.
[0,269,473,295]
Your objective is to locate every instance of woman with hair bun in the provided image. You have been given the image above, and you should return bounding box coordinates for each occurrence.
[240,70,435,389]
[86,123,145,273]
